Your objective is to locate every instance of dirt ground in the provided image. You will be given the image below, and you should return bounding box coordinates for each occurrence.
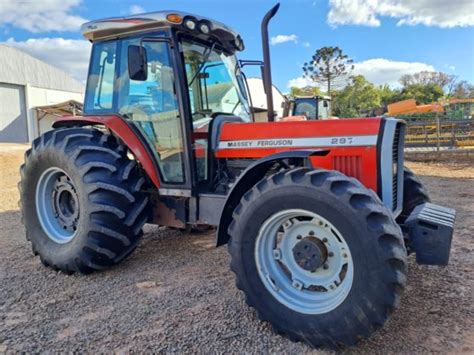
[0,145,473,353]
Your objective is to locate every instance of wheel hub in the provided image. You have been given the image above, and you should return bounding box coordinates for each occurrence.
[292,236,327,272]
[255,209,354,314]
[36,167,80,243]
[51,176,79,232]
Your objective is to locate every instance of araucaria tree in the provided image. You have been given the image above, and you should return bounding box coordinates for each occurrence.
[302,46,354,94]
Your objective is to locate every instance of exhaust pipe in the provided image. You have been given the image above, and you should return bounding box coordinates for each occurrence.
[261,3,280,122]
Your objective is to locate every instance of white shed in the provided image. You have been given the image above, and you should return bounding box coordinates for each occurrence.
[0,44,85,143]
[246,77,286,121]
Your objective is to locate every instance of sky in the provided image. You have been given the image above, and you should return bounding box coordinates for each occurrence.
[1,0,473,92]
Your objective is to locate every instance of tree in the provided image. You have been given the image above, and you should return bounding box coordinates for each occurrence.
[302,46,354,95]
[399,71,456,95]
[451,80,474,99]
[377,84,399,107]
[332,75,381,117]
[398,83,444,104]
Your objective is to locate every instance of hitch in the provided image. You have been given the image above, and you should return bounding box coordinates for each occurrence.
[404,203,456,266]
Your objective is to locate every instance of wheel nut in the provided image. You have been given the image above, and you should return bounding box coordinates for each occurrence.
[343,253,348,258]
[323,264,329,270]
[328,252,334,257]
[309,230,315,236]
[292,280,303,290]
[296,235,302,240]
[322,238,328,243]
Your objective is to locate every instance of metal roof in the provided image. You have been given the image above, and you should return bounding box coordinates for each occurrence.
[35,100,83,120]
[0,44,84,93]
[81,10,244,52]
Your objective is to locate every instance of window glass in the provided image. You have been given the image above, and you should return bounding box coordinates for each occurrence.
[182,40,250,126]
[182,40,250,183]
[84,41,117,111]
[117,38,185,184]
[294,98,317,120]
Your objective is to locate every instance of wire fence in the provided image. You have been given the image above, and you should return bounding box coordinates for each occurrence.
[404,118,474,152]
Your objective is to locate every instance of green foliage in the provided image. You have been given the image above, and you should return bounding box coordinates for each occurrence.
[332,75,381,117]
[397,83,444,104]
[302,46,354,93]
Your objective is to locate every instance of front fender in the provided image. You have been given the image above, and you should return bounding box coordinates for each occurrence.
[53,115,161,188]
[216,149,328,246]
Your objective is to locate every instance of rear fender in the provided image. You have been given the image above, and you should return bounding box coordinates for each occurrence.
[216,149,328,246]
[53,115,161,188]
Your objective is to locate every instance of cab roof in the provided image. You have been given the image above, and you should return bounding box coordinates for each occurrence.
[81,10,244,53]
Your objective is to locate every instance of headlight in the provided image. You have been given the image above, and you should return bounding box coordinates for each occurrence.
[184,19,196,30]
[199,23,210,34]
[235,36,244,51]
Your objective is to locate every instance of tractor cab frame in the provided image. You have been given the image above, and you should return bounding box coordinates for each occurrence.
[61,11,261,229]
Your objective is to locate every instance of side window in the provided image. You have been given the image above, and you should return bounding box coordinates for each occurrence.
[85,41,117,111]
[118,39,185,184]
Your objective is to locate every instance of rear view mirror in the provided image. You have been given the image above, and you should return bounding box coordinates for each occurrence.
[128,45,148,81]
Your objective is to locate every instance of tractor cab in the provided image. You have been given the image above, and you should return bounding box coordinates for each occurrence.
[282,95,332,120]
[82,11,251,187]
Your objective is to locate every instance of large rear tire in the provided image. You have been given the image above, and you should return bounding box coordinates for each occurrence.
[397,167,431,224]
[228,168,407,348]
[19,127,150,274]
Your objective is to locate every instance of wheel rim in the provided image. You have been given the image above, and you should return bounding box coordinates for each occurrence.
[35,167,80,244]
[255,209,354,314]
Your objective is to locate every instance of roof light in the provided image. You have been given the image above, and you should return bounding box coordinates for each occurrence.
[199,23,210,34]
[184,19,196,30]
[166,14,183,24]
[235,36,244,51]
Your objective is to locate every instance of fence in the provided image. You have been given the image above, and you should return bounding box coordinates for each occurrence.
[404,118,474,153]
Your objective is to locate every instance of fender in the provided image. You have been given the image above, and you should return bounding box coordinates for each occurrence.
[53,115,161,188]
[216,149,328,247]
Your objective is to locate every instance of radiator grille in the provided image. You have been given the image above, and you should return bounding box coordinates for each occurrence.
[392,124,401,210]
[333,156,362,180]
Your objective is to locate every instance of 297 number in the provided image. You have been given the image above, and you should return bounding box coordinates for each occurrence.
[331,137,353,145]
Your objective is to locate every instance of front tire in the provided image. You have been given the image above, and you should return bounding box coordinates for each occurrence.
[19,127,150,274]
[228,168,407,348]
[397,167,431,224]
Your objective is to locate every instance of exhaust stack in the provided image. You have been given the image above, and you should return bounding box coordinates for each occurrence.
[261,3,280,122]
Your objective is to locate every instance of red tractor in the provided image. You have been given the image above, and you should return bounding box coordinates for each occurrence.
[19,4,455,348]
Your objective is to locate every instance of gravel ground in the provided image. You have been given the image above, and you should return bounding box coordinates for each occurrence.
[0,145,473,353]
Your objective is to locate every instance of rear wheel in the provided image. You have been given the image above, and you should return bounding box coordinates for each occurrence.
[397,167,430,224]
[228,168,407,348]
[19,127,150,274]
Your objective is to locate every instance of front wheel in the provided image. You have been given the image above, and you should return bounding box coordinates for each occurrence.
[228,168,407,348]
[397,167,431,224]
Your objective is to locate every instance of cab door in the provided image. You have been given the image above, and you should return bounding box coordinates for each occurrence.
[117,36,192,192]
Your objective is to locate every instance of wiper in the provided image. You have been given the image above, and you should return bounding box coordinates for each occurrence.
[188,42,216,86]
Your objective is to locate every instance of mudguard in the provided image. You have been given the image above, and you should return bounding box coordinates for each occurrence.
[216,149,328,246]
[53,115,161,188]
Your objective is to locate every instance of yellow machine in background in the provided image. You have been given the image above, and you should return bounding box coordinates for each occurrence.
[387,99,444,116]
[389,99,474,149]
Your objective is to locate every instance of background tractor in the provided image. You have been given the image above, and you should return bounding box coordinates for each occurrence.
[19,3,455,349]
[282,95,332,120]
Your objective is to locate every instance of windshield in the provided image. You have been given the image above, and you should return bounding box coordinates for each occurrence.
[294,98,317,120]
[181,40,250,126]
